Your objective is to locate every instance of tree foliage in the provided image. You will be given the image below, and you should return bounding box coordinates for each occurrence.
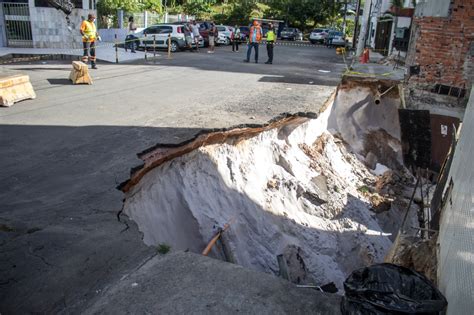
[97,0,346,33]
[182,1,213,19]
[97,0,141,16]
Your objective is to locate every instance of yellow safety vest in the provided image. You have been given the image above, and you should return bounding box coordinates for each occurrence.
[267,30,276,42]
[81,20,96,42]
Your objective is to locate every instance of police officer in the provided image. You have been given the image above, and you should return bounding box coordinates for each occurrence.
[265,23,276,64]
[80,14,100,69]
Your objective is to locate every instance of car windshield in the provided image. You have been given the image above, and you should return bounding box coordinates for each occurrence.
[313,29,323,33]
[329,31,343,36]
[283,28,295,32]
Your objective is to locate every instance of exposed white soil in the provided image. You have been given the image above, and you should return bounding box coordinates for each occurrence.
[123,92,418,289]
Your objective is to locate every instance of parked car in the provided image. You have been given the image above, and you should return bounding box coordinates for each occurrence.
[309,28,330,44]
[280,27,303,41]
[325,31,346,47]
[196,21,218,47]
[132,24,203,52]
[216,25,232,45]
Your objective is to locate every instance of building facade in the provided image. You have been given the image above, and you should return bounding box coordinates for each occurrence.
[365,0,415,56]
[406,0,474,103]
[0,0,96,49]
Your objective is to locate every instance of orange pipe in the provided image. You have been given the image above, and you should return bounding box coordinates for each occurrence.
[202,223,230,256]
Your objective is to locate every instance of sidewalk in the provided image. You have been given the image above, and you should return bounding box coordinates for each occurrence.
[0,45,149,63]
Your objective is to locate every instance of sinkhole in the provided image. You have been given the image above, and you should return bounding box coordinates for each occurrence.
[118,81,419,289]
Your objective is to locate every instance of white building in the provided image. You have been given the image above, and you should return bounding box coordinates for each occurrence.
[365,0,415,56]
[0,0,96,49]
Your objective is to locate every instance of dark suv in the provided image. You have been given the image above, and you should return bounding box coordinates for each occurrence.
[280,27,303,41]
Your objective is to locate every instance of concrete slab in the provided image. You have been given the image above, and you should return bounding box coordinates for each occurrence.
[85,251,342,314]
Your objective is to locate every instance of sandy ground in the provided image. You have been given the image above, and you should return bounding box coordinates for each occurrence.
[0,44,346,313]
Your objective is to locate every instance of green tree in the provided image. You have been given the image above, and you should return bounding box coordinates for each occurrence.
[182,0,213,19]
[141,0,164,13]
[265,0,341,31]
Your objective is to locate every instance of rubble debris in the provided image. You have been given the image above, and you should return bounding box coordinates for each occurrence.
[386,235,438,284]
[363,129,403,170]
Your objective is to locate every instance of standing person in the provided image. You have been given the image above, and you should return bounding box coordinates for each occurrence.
[191,20,201,52]
[184,22,193,51]
[80,13,100,69]
[244,20,262,63]
[265,23,276,64]
[232,25,241,52]
[127,16,137,53]
[208,22,217,54]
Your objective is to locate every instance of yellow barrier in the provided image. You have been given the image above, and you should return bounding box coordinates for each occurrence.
[0,74,36,107]
[69,61,92,85]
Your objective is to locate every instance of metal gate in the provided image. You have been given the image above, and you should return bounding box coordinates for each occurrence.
[1,2,33,47]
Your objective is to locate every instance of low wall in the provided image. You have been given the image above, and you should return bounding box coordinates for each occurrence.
[98,28,127,43]
[30,7,96,49]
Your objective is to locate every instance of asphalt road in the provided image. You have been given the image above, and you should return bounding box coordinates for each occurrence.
[0,43,346,313]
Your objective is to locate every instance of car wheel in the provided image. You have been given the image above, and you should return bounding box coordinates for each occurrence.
[135,41,140,51]
[170,41,179,52]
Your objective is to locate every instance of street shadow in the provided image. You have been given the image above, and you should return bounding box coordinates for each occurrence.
[0,123,205,314]
[13,67,71,72]
[47,78,73,85]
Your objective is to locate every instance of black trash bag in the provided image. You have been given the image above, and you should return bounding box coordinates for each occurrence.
[341,263,447,315]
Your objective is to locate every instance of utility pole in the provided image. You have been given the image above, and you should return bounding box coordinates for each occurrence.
[352,0,362,49]
[356,0,372,56]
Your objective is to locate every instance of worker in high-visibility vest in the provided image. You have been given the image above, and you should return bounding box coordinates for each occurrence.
[244,20,262,63]
[80,14,100,69]
[265,23,276,64]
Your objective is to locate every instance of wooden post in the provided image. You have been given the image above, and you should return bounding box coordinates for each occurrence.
[144,33,147,61]
[153,35,156,63]
[167,33,172,59]
[114,34,118,64]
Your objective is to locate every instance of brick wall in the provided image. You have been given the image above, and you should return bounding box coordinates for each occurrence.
[407,0,474,90]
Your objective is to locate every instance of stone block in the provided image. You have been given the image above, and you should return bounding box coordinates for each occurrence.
[0,75,36,107]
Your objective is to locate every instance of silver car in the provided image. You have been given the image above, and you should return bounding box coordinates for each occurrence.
[309,28,329,44]
[216,25,233,45]
[134,24,204,52]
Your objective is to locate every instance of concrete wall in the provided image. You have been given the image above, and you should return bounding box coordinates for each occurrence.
[437,88,474,315]
[415,0,451,17]
[28,0,96,49]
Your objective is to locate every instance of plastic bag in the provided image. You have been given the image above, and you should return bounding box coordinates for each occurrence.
[341,263,447,314]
